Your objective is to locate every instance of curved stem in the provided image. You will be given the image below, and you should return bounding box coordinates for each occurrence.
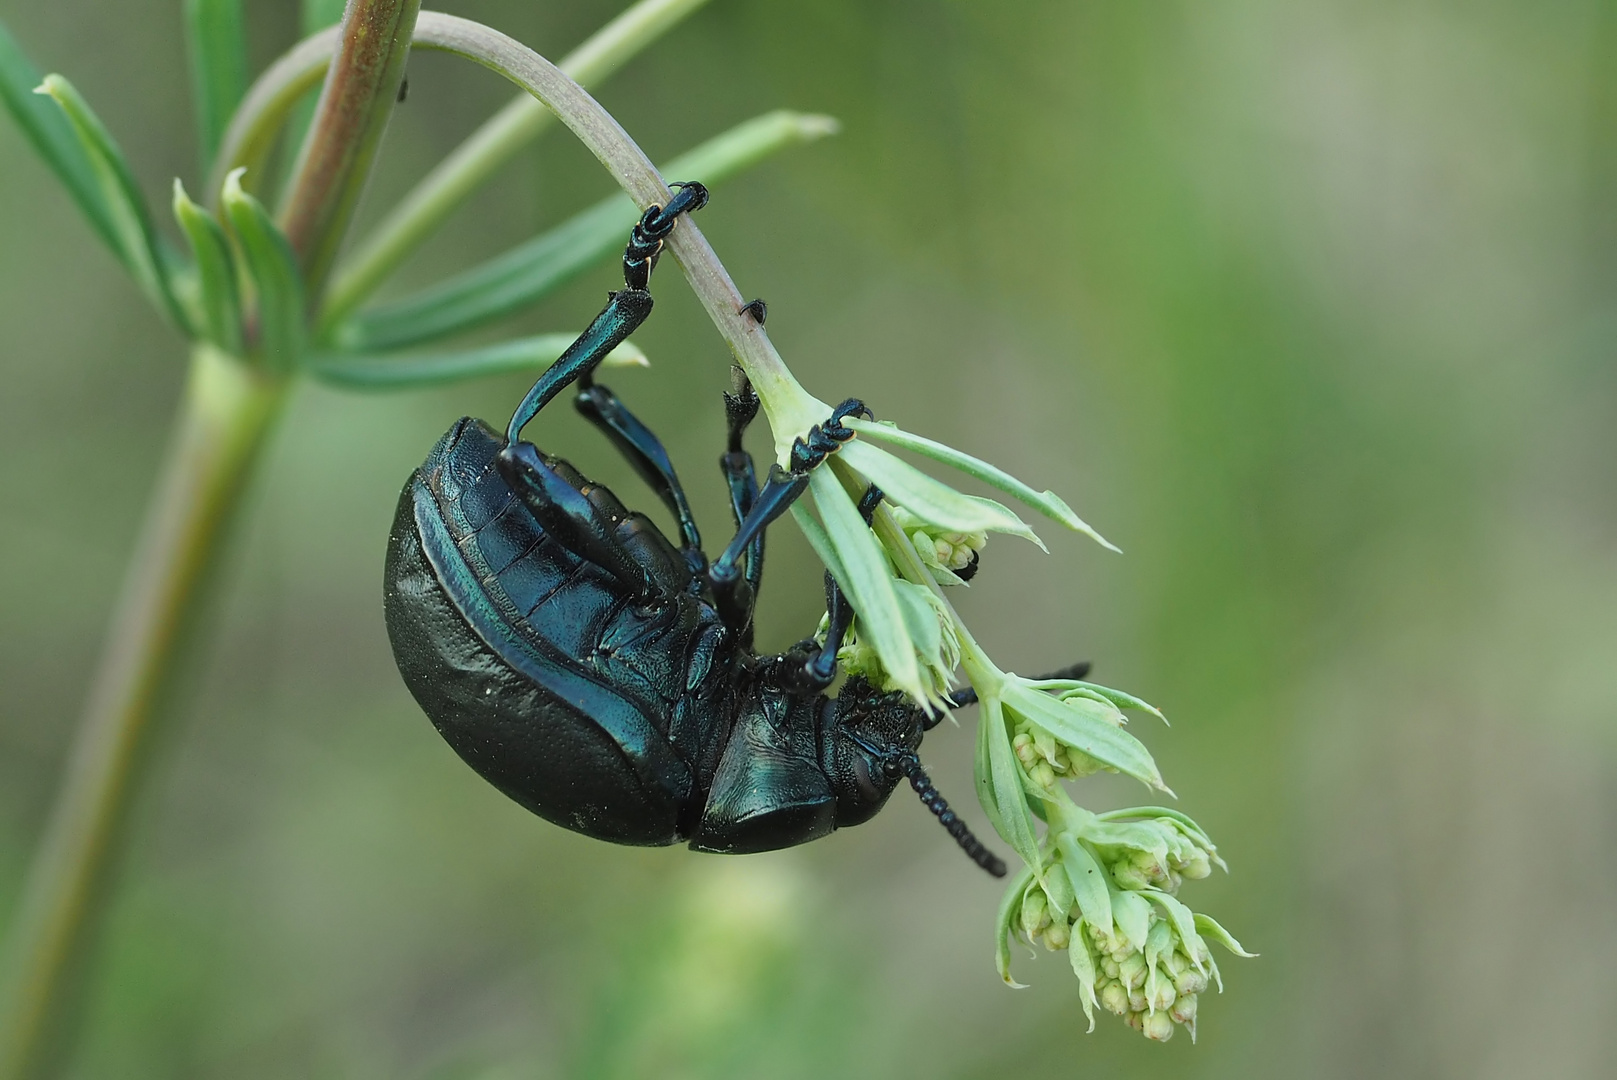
[0,347,288,1080]
[408,12,825,459]
[322,0,712,328]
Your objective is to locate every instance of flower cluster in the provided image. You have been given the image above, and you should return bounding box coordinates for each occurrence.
[890,505,987,584]
[1001,806,1248,1042]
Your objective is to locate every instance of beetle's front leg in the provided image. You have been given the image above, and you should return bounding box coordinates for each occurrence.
[705,396,872,603]
[775,486,882,693]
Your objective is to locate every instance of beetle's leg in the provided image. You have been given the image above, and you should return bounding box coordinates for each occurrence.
[779,486,882,692]
[497,441,652,597]
[707,464,810,597]
[709,371,765,636]
[707,394,873,600]
[505,182,708,445]
[723,368,765,600]
[574,378,702,554]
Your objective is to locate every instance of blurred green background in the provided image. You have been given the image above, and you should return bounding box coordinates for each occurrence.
[3,0,1616,1076]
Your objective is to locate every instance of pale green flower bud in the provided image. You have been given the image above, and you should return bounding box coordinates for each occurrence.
[1170,993,1198,1025]
[1148,977,1177,1012]
[1019,890,1049,939]
[1112,860,1151,891]
[1101,956,1120,979]
[1099,980,1131,1016]
[1030,762,1057,790]
[1142,1010,1176,1042]
[1179,853,1212,880]
[1128,988,1148,1013]
[1043,918,1071,951]
[1173,968,1208,996]
[1119,952,1147,990]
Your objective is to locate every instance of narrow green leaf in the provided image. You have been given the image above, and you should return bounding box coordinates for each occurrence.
[221,169,304,374]
[1098,806,1216,850]
[788,503,850,587]
[974,694,1007,841]
[34,74,187,330]
[0,19,117,251]
[838,441,1043,546]
[1068,932,1100,1031]
[172,180,242,354]
[1057,834,1113,940]
[1070,680,1166,723]
[983,689,1041,870]
[184,0,248,169]
[308,334,646,390]
[1144,891,1207,967]
[1081,819,1171,864]
[1109,884,1152,954]
[336,111,839,351]
[1003,681,1169,793]
[841,417,1121,553]
[1194,913,1257,957]
[807,468,920,701]
[1040,852,1075,920]
[995,864,1037,988]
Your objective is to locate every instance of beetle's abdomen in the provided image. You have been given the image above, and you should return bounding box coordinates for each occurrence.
[384,419,731,845]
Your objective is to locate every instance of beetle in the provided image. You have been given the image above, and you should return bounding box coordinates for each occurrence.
[384,183,1078,874]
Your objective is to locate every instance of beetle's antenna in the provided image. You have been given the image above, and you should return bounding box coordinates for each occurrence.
[894,752,1006,877]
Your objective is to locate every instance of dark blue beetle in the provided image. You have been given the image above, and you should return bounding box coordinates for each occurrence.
[385,184,1035,872]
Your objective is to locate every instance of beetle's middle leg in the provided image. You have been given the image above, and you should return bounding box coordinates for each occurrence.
[574,377,702,556]
[503,182,708,446]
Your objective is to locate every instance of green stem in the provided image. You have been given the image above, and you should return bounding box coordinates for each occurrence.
[321,0,712,329]
[399,12,826,458]
[277,0,419,296]
[0,347,288,1080]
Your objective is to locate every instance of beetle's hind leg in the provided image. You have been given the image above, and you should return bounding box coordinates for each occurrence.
[504,182,708,445]
[496,184,707,593]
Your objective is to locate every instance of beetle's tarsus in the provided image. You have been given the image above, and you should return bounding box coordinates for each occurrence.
[740,297,768,324]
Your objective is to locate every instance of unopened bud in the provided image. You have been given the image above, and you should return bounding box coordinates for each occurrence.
[1170,993,1198,1025]
[1030,763,1057,790]
[1112,861,1151,890]
[1119,953,1147,990]
[1019,890,1049,939]
[1180,853,1212,880]
[1128,988,1148,1013]
[1173,968,1208,996]
[1099,980,1131,1016]
[1149,977,1177,1012]
[1043,919,1071,951]
[1142,1010,1175,1042]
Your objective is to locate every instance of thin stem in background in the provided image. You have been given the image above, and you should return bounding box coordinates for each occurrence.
[321,0,712,330]
[0,5,421,1074]
[278,0,419,295]
[0,350,288,1080]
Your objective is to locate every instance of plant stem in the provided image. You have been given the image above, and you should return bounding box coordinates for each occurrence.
[413,12,827,461]
[278,0,419,297]
[321,0,712,330]
[0,347,288,1080]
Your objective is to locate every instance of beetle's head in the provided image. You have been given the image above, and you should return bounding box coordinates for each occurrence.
[823,677,1008,877]
[821,676,924,828]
